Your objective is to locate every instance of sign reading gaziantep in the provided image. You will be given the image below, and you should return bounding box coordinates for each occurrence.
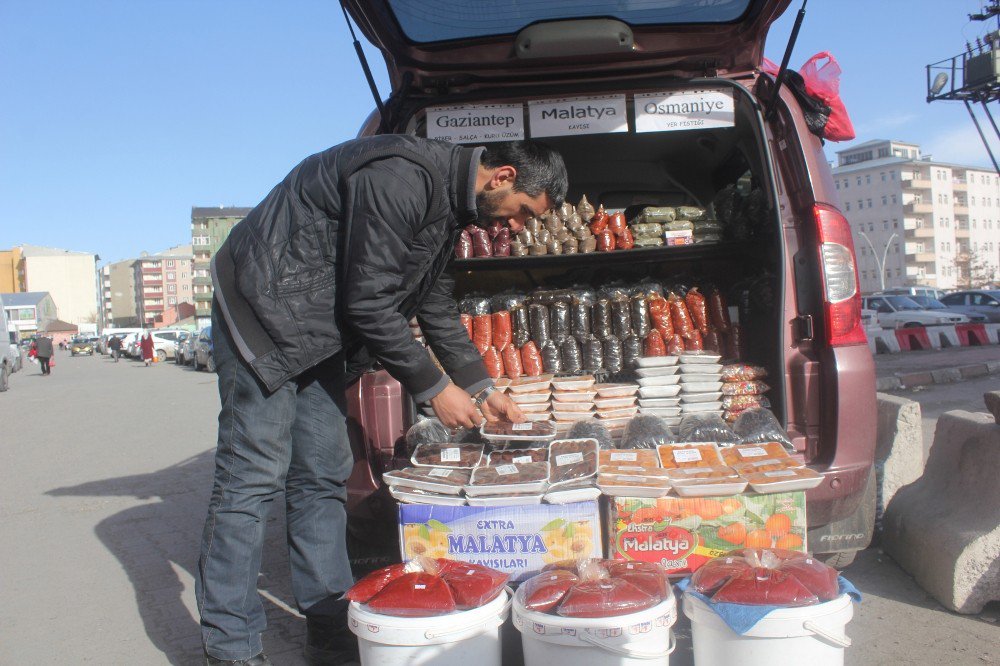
[425,104,524,143]
[528,95,628,138]
[634,89,735,133]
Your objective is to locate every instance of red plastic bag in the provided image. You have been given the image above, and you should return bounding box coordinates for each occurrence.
[520,341,544,376]
[691,548,839,607]
[644,330,667,357]
[472,314,492,355]
[460,314,474,342]
[492,311,512,351]
[365,572,457,617]
[799,52,855,142]
[521,570,579,612]
[483,346,504,378]
[437,560,509,610]
[667,334,685,355]
[556,579,658,618]
[344,563,407,603]
[501,344,523,378]
[712,567,818,606]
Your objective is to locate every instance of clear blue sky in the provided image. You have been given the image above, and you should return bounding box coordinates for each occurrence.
[2,0,997,265]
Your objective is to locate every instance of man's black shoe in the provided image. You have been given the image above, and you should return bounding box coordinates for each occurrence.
[304,615,360,666]
[204,652,272,666]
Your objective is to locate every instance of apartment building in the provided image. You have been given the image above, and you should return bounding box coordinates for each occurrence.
[99,259,139,328]
[0,248,24,292]
[132,245,194,327]
[16,245,100,325]
[832,140,1000,293]
[191,206,251,324]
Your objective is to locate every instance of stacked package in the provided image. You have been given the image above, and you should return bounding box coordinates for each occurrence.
[720,364,771,423]
[678,352,724,421]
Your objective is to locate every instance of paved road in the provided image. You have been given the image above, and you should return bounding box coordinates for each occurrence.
[1,350,997,665]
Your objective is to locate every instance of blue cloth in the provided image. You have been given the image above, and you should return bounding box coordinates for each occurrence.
[676,576,861,635]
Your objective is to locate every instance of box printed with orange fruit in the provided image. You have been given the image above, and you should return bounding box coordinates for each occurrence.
[398,502,602,582]
[607,492,806,576]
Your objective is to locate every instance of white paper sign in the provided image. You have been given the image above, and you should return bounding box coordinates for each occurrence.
[495,464,519,476]
[556,452,584,466]
[439,447,461,462]
[529,95,628,138]
[634,89,735,133]
[672,448,704,463]
[425,104,524,143]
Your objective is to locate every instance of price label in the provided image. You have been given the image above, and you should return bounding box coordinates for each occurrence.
[427,468,453,478]
[672,448,704,463]
[610,452,638,462]
[512,422,534,431]
[738,446,768,458]
[764,470,798,478]
[440,447,462,462]
[495,464,519,476]
[556,452,584,466]
[512,455,534,464]
[676,466,713,475]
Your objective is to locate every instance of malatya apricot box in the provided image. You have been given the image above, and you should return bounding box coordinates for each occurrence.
[606,492,806,576]
[398,501,602,582]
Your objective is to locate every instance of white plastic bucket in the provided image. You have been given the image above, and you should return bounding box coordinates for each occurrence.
[683,593,854,666]
[512,585,677,666]
[348,588,511,666]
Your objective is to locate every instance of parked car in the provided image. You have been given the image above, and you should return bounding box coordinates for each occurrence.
[341,0,878,567]
[908,295,988,323]
[173,331,194,365]
[193,326,214,372]
[880,286,949,301]
[148,329,187,361]
[70,336,95,356]
[861,295,968,328]
[939,290,1000,323]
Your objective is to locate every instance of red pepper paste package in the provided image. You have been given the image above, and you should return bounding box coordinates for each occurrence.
[521,570,579,612]
[483,346,504,378]
[437,560,509,610]
[344,563,408,603]
[685,287,710,333]
[460,314,474,342]
[644,329,667,356]
[556,579,658,618]
[487,219,505,239]
[703,329,722,353]
[501,344,523,378]
[616,225,635,250]
[690,548,840,607]
[520,341,544,376]
[492,311,512,351]
[455,229,474,259]
[466,224,493,258]
[596,229,616,252]
[589,208,609,234]
[663,334,683,355]
[365,572,457,617]
[668,293,695,337]
[492,228,511,257]
[648,297,675,339]
[709,288,731,332]
[472,314,492,355]
[608,211,627,235]
[684,329,704,351]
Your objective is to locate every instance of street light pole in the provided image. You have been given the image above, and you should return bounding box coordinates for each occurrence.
[859,231,899,292]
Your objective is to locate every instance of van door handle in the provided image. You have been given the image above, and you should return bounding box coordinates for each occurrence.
[794,315,814,341]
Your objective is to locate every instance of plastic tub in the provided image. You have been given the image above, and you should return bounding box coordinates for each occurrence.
[638,385,682,399]
[636,355,680,368]
[349,588,511,666]
[513,585,677,666]
[637,375,682,387]
[635,366,681,378]
[683,593,854,666]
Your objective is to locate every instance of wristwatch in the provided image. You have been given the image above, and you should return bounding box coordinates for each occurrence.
[473,385,497,407]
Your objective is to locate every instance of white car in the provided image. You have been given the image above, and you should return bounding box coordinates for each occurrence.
[862,295,969,329]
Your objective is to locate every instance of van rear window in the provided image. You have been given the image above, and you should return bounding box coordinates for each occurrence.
[386,0,754,43]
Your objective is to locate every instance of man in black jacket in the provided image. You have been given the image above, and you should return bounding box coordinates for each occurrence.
[197,136,567,665]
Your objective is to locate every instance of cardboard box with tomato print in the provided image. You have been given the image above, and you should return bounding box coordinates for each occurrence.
[606,492,806,576]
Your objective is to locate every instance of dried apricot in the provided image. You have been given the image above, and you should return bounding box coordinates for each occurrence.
[765,514,793,538]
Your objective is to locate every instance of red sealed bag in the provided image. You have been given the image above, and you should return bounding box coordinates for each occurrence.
[501,344,523,378]
[483,346,504,378]
[520,341,544,376]
[437,560,509,610]
[712,567,818,607]
[616,226,635,250]
[366,572,457,617]
[709,288,731,332]
[460,314,474,342]
[644,329,667,356]
[685,287,709,333]
[668,293,695,337]
[472,314,492,355]
[691,549,840,607]
[487,219,505,239]
[596,229,616,252]
[344,563,407,603]
[649,297,674,339]
[589,207,609,234]
[667,334,685,355]
[800,52,855,142]
[608,211,627,235]
[521,570,579,612]
[728,324,745,360]
[703,329,722,353]
[556,579,658,618]
[493,228,512,257]
[492,311,512,351]
[684,329,704,351]
[455,230,474,259]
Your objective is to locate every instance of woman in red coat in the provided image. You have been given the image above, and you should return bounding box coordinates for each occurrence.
[140,332,155,367]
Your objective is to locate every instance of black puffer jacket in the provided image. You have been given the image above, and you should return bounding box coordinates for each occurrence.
[212,135,490,401]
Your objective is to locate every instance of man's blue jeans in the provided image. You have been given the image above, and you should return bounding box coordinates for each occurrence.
[196,309,355,660]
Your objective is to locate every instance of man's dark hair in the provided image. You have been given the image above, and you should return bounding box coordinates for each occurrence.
[481,141,568,207]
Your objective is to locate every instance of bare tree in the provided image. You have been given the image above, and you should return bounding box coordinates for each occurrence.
[954,247,997,289]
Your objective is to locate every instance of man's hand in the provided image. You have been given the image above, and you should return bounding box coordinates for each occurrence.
[480,390,525,423]
[429,383,481,429]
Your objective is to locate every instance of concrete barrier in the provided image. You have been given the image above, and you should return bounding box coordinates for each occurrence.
[894,327,932,351]
[933,325,961,349]
[867,328,901,354]
[985,323,1000,345]
[874,394,926,532]
[881,406,1000,614]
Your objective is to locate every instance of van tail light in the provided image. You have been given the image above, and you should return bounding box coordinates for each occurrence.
[814,203,867,347]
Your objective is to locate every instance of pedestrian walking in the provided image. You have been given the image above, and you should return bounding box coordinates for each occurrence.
[140,332,154,366]
[108,335,123,362]
[34,336,54,375]
[196,137,567,666]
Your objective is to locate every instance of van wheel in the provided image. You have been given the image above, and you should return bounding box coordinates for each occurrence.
[817,551,857,569]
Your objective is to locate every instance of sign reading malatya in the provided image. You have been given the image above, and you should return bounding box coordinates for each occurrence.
[635,89,735,133]
[425,104,524,143]
[529,95,628,138]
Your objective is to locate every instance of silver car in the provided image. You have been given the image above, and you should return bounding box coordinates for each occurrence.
[939,290,1000,323]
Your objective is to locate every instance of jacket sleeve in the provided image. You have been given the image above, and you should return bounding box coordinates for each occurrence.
[416,270,492,396]
[341,159,449,403]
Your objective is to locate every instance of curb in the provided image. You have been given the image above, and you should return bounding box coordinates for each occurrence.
[879,361,1000,391]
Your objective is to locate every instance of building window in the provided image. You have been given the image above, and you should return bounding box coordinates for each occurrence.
[883,221,889,230]
[844,179,849,189]
[866,175,871,184]
[893,219,899,229]
[856,176,862,186]
[845,202,851,211]
[167,284,177,293]
[168,297,176,305]
[183,284,189,291]
[835,181,840,190]
[891,194,897,204]
[166,272,175,280]
[867,198,873,208]
[167,260,175,268]
[882,195,887,206]
[880,171,886,181]
[858,199,863,209]
[890,171,896,179]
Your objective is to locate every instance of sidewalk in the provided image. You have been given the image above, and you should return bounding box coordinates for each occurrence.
[874,345,1000,391]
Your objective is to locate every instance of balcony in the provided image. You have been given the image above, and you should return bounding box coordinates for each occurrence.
[194,291,213,301]
[145,304,164,312]
[905,225,935,239]
[902,178,932,189]
[193,275,212,286]
[141,267,162,274]
[915,252,937,263]
[953,205,969,215]
[955,226,970,238]
[952,179,968,191]
[904,202,933,214]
